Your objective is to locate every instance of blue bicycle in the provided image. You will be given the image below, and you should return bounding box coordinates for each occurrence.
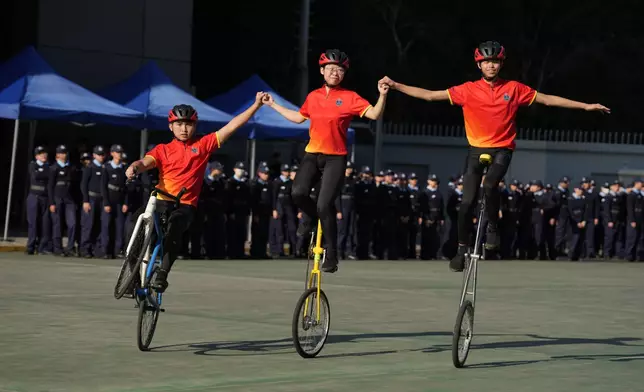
[114,186,187,351]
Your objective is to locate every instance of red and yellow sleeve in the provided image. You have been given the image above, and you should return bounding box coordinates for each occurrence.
[351,92,372,117]
[145,145,162,165]
[202,131,221,154]
[299,94,311,119]
[516,82,538,106]
[447,83,468,106]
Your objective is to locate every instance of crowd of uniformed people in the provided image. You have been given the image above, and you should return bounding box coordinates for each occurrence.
[25,143,644,262]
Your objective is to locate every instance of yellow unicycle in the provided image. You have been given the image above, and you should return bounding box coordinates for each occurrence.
[292,220,331,358]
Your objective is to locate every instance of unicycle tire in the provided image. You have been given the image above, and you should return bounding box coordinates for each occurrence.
[452,300,474,368]
[292,287,331,358]
[114,225,150,299]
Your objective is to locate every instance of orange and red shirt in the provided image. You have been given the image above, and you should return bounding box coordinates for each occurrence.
[447,78,537,149]
[299,86,372,155]
[145,132,221,206]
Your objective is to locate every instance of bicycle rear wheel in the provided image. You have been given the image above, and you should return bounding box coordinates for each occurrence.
[452,300,474,368]
[114,222,150,299]
[137,268,161,351]
[292,287,330,358]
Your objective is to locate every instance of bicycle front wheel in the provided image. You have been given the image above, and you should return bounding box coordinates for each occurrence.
[452,300,474,368]
[292,287,330,358]
[114,224,148,299]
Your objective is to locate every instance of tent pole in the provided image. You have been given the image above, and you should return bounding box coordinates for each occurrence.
[140,128,148,159]
[351,141,356,163]
[247,139,257,248]
[4,120,20,241]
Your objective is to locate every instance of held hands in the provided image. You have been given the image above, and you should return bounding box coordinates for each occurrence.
[379,76,396,89]
[261,93,275,107]
[255,92,269,106]
[378,81,390,95]
[585,103,610,114]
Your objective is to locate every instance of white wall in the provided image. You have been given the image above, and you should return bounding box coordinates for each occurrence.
[37,0,193,90]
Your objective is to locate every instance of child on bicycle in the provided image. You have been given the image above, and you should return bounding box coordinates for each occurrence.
[379,41,610,272]
[262,49,389,272]
[124,92,268,292]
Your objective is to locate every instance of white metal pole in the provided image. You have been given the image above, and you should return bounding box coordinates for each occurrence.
[140,128,148,158]
[374,117,384,171]
[4,120,20,241]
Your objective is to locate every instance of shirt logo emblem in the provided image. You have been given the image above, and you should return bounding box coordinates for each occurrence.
[335,99,343,107]
[191,147,198,154]
[503,93,510,101]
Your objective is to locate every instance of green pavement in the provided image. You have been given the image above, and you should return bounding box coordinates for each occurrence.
[0,254,642,391]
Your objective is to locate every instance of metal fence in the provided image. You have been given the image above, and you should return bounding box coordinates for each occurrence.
[382,123,644,145]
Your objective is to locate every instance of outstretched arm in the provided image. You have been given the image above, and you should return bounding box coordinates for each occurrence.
[379,76,450,102]
[126,156,156,180]
[535,93,610,113]
[262,95,307,124]
[217,92,267,144]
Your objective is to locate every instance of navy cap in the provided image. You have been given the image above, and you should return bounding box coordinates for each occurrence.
[393,173,399,180]
[281,163,290,171]
[590,179,596,186]
[377,170,385,177]
[546,183,553,190]
[234,161,246,169]
[360,165,372,174]
[499,178,506,183]
[612,179,621,186]
[532,180,543,187]
[211,161,223,170]
[398,173,407,180]
[574,182,584,189]
[34,146,46,155]
[258,160,268,167]
[511,179,520,186]
[385,169,395,176]
[456,178,464,185]
[110,144,124,153]
[56,145,68,154]
[560,176,570,183]
[121,152,129,161]
[346,161,354,168]
[80,152,91,161]
[290,165,299,172]
[258,165,270,174]
[603,181,610,188]
[428,174,439,182]
[580,176,590,183]
[634,178,643,184]
[409,172,418,179]
[93,145,105,155]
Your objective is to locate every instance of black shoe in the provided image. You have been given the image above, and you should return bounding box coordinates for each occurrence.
[484,223,500,250]
[322,252,339,273]
[297,220,313,237]
[25,250,34,255]
[450,246,467,272]
[151,269,169,293]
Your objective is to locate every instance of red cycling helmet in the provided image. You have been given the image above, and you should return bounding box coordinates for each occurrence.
[474,41,506,62]
[168,104,198,123]
[319,49,350,69]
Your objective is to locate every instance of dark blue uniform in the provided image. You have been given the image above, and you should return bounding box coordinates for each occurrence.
[250,173,272,258]
[270,175,296,257]
[500,186,521,259]
[26,158,52,254]
[226,174,250,259]
[624,188,644,261]
[407,181,421,259]
[101,161,127,257]
[552,185,569,256]
[442,187,463,259]
[80,157,105,257]
[203,170,227,259]
[354,176,376,259]
[602,189,625,259]
[419,186,444,259]
[337,174,357,259]
[396,180,412,259]
[48,159,77,255]
[567,192,589,260]
[377,182,398,259]
[584,186,601,257]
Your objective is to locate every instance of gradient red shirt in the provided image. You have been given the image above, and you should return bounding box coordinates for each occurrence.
[299,86,371,155]
[145,132,221,206]
[447,79,537,149]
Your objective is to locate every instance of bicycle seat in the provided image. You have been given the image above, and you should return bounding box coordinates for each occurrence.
[479,153,492,166]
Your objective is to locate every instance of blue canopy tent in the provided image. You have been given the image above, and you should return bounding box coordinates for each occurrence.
[207,74,356,178]
[0,46,145,240]
[100,61,235,157]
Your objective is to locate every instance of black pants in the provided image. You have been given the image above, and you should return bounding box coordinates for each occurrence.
[156,201,195,273]
[291,153,346,255]
[458,147,513,245]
